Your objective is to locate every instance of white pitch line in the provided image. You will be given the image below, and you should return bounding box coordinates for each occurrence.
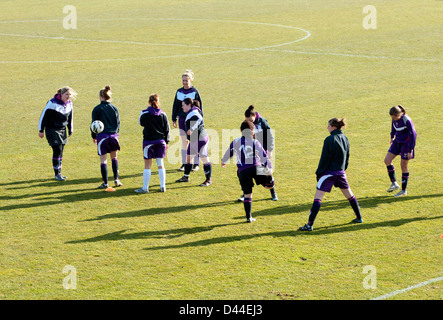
[0,18,440,63]
[372,276,443,300]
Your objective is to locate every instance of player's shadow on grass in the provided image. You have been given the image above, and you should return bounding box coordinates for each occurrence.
[82,199,268,221]
[66,222,244,244]
[249,193,443,218]
[2,173,142,190]
[141,215,443,251]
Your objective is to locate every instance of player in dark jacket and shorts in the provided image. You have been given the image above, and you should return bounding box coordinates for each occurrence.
[38,86,76,181]
[91,86,122,190]
[135,94,170,193]
[171,70,203,172]
[299,118,362,231]
[222,121,274,223]
[175,98,212,186]
[239,105,277,201]
[384,105,417,197]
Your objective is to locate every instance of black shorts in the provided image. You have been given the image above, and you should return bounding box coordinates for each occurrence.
[45,128,67,146]
[238,166,275,195]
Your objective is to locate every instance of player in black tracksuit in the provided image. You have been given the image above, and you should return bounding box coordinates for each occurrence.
[299,118,362,231]
[38,86,76,181]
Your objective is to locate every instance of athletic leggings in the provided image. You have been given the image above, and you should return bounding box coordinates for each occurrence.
[51,144,65,175]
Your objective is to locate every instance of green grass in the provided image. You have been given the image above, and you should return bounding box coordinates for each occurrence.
[0,0,442,300]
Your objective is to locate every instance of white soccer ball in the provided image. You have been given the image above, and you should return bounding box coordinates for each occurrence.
[91,120,104,134]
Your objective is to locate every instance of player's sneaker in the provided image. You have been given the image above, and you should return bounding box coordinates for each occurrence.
[177,164,185,171]
[247,217,256,223]
[272,194,279,201]
[98,183,108,189]
[192,164,199,171]
[387,182,400,192]
[238,195,245,202]
[352,218,363,223]
[114,179,122,187]
[199,179,212,187]
[54,174,66,181]
[299,224,313,231]
[134,188,148,194]
[176,176,189,182]
[394,190,407,197]
[160,187,166,192]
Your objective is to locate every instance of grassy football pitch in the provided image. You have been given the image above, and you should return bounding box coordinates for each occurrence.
[0,0,441,300]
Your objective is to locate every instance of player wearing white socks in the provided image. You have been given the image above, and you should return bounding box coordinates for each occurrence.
[135,94,170,193]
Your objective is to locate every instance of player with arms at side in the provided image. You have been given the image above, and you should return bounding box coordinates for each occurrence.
[384,105,417,197]
[135,94,170,193]
[299,118,362,231]
[91,86,122,190]
[171,70,203,172]
[38,86,76,181]
[222,121,275,223]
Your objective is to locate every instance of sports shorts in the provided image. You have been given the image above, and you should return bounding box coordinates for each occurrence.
[143,139,167,159]
[238,166,275,195]
[96,133,120,156]
[187,135,209,158]
[388,141,415,160]
[317,170,349,192]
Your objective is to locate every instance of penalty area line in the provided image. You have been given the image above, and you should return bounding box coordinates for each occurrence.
[371,275,443,300]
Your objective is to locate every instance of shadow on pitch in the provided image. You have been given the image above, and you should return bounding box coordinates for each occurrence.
[139,215,443,251]
[249,193,443,218]
[66,221,244,244]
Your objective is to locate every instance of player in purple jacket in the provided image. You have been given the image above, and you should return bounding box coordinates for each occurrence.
[384,105,417,196]
[135,94,170,193]
[221,121,274,223]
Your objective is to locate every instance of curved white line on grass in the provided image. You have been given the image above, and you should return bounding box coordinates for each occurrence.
[0,18,311,63]
[371,276,443,300]
[0,18,439,63]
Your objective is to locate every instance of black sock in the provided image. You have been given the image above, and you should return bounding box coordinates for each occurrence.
[184,164,192,176]
[270,187,276,197]
[203,163,212,181]
[243,197,252,220]
[402,172,409,191]
[112,158,119,180]
[348,196,362,220]
[308,199,322,226]
[100,163,108,184]
[387,165,396,182]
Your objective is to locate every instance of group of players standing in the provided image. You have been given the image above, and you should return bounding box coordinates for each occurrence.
[38,70,417,229]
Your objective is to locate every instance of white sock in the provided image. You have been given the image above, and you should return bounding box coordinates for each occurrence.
[158,168,166,189]
[143,169,151,190]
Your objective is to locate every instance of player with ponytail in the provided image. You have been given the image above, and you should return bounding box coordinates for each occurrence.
[384,105,417,196]
[299,118,363,231]
[91,85,122,190]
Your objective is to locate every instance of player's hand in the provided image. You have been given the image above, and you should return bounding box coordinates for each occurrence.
[221,164,226,168]
[93,139,97,144]
[38,132,44,138]
[407,152,412,160]
[173,121,177,128]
